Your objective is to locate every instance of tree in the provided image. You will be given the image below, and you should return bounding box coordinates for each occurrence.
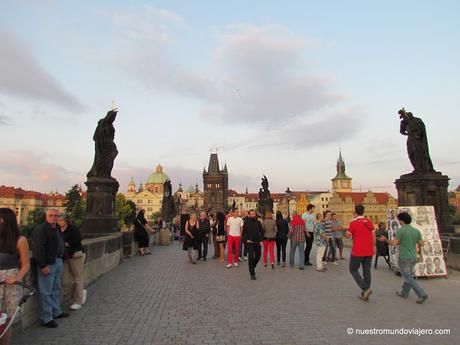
[124,200,137,230]
[115,193,134,230]
[19,208,45,239]
[64,184,86,227]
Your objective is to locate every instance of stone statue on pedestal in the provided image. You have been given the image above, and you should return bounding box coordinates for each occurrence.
[82,109,120,234]
[258,175,273,216]
[395,108,453,233]
[161,179,176,223]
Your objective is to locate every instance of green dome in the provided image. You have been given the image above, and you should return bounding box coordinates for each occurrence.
[146,164,169,185]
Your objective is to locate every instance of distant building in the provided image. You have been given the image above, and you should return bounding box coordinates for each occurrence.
[125,164,170,220]
[0,185,66,225]
[203,152,228,214]
[175,183,204,214]
[328,151,397,227]
[331,150,352,192]
[448,185,460,214]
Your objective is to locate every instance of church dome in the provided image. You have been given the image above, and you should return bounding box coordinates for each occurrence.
[146,164,169,185]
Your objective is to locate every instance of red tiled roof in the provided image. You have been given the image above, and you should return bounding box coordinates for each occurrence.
[0,185,65,202]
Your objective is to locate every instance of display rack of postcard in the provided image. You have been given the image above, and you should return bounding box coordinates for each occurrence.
[387,206,447,278]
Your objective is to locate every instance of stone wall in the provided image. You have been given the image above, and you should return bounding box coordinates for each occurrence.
[13,230,160,331]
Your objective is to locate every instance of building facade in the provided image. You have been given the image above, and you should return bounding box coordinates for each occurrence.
[203,153,228,214]
[0,185,66,225]
[125,164,170,220]
[328,151,397,227]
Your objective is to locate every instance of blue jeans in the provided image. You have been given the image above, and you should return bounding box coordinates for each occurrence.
[289,240,305,268]
[399,259,427,298]
[37,259,63,323]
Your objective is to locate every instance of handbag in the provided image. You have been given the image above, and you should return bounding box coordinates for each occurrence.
[216,235,225,242]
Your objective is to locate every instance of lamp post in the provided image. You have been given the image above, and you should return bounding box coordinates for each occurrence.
[285,187,292,220]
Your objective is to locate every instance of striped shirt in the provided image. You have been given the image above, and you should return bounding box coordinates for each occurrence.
[323,219,334,240]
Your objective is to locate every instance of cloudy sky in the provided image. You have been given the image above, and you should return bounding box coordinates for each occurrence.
[1,0,459,196]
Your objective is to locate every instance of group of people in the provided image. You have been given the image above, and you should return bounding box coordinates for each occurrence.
[0,207,87,345]
[182,203,429,303]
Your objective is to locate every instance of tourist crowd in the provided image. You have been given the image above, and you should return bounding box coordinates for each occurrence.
[182,203,429,303]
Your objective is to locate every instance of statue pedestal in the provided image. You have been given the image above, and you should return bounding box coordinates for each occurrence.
[258,198,274,216]
[82,177,119,234]
[395,171,454,233]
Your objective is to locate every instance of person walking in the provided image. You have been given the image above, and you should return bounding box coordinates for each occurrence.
[262,211,277,268]
[344,204,375,302]
[331,213,345,260]
[242,210,264,280]
[215,212,226,262]
[288,211,309,270]
[275,211,289,267]
[184,213,200,264]
[302,204,316,266]
[57,214,87,311]
[387,212,428,304]
[0,208,30,344]
[322,211,338,265]
[226,209,243,268]
[32,209,69,328]
[315,213,329,272]
[133,209,155,256]
[197,212,210,261]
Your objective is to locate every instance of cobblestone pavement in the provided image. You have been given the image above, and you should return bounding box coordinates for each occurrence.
[13,242,460,345]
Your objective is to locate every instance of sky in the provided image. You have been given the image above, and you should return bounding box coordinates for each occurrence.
[0,0,459,196]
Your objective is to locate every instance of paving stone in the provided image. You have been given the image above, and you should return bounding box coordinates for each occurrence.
[12,242,460,345]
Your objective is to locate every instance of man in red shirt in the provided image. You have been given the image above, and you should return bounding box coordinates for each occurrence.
[344,204,375,301]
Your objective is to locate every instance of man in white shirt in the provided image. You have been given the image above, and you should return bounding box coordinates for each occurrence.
[226,209,244,268]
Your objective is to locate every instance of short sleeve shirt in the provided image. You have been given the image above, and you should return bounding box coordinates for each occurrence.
[227,217,244,237]
[302,213,315,233]
[395,224,422,260]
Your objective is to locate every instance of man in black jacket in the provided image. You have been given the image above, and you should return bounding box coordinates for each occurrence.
[32,209,69,328]
[197,212,211,261]
[242,210,264,280]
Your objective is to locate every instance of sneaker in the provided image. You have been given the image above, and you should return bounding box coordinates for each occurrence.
[54,312,69,319]
[362,289,372,301]
[416,295,428,304]
[226,264,232,268]
[333,261,339,266]
[43,320,58,328]
[234,263,239,267]
[70,304,82,311]
[82,289,87,305]
[395,291,407,298]
[244,256,248,261]
[250,275,256,280]
[238,257,242,262]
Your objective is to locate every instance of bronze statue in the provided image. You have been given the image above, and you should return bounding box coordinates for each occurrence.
[398,108,434,174]
[87,110,118,178]
[258,175,273,215]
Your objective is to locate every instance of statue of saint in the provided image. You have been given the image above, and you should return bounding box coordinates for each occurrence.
[87,110,118,178]
[398,108,434,174]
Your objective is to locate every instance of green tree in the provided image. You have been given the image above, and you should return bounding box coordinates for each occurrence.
[64,184,86,227]
[124,200,137,230]
[115,193,134,230]
[19,208,45,239]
